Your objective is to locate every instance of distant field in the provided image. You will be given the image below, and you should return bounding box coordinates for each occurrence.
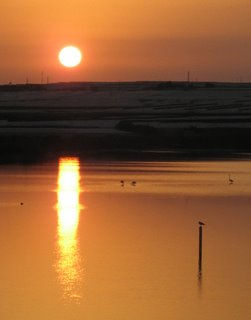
[0,81,251,162]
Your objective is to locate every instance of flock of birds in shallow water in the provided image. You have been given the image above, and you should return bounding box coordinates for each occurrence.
[18,174,235,206]
[120,180,136,187]
[120,174,234,187]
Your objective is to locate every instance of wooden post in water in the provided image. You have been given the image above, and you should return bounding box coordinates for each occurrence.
[198,221,205,273]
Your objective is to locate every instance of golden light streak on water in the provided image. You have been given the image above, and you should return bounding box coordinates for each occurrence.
[56,157,82,302]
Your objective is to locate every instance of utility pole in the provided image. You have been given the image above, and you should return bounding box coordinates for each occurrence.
[187,70,190,83]
[41,71,44,84]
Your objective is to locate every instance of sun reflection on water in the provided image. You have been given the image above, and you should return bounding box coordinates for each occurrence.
[56,157,82,302]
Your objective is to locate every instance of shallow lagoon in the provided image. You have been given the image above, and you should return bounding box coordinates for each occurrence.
[1,159,251,320]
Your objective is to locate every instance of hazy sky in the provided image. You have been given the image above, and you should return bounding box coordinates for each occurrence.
[1,0,251,83]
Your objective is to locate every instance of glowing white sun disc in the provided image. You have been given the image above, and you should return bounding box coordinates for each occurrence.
[59,46,82,68]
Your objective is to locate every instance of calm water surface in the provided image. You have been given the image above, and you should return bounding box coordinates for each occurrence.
[0,159,251,320]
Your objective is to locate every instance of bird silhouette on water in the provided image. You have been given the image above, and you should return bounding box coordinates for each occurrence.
[131,181,136,186]
[228,174,234,185]
[120,180,125,187]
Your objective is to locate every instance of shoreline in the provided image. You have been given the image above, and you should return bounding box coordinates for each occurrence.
[1,81,251,163]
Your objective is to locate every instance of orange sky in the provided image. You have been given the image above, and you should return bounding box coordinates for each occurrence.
[0,0,251,83]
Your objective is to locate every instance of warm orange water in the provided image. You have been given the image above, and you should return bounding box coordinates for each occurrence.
[0,159,251,319]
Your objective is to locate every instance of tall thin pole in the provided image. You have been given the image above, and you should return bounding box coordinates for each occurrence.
[198,225,203,272]
[41,71,44,84]
[187,70,190,83]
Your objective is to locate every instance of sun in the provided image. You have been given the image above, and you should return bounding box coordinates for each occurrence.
[59,46,82,68]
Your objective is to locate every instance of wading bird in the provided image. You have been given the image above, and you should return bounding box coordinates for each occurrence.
[228,174,234,185]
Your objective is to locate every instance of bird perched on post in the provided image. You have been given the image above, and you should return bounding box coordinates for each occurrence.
[199,221,205,226]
